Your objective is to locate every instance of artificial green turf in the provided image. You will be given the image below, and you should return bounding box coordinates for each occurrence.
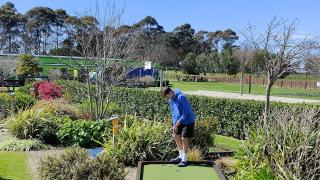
[142,164,221,180]
[169,81,320,101]
[0,152,32,180]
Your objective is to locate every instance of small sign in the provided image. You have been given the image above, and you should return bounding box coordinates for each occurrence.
[144,61,152,70]
[317,82,320,87]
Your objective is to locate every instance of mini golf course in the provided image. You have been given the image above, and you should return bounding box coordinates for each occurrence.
[136,161,226,180]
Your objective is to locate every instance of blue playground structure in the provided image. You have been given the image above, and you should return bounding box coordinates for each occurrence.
[126,67,159,79]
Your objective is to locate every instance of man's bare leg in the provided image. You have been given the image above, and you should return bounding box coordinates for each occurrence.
[171,134,184,163]
[181,137,189,162]
[182,137,189,153]
[173,134,183,150]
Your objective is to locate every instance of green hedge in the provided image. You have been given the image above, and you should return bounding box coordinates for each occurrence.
[110,88,319,139]
[57,80,320,139]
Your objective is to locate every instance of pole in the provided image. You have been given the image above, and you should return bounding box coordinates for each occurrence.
[248,75,252,94]
[108,115,120,145]
[160,68,163,89]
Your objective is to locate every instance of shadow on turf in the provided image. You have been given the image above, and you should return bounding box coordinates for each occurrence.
[0,177,12,180]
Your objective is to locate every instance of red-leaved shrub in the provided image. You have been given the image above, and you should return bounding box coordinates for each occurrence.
[33,81,63,100]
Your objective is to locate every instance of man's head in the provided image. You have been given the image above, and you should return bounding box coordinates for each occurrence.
[162,86,174,99]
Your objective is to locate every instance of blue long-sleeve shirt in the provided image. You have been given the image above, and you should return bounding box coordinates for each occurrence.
[169,89,195,126]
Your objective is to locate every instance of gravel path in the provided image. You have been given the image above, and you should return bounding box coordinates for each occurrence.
[185,90,320,104]
[0,131,5,143]
[125,167,137,180]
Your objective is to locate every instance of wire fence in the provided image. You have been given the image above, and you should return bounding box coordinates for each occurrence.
[167,74,319,90]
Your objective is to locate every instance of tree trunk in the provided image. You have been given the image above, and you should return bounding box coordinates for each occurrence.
[264,78,273,122]
[38,31,41,55]
[44,32,48,54]
[8,33,12,53]
[86,70,94,120]
[56,26,59,49]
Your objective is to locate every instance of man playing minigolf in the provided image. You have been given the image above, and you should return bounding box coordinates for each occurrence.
[162,86,195,167]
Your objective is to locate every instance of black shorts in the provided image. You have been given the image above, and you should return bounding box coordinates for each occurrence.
[175,123,194,138]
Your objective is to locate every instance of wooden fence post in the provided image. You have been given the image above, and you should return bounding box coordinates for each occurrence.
[304,81,307,90]
[248,75,252,94]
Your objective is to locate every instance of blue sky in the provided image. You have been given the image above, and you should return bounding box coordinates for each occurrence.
[1,0,319,37]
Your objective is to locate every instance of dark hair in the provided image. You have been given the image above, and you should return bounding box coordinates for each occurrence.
[162,86,173,96]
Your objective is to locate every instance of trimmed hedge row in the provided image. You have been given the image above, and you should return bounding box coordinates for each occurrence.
[57,80,319,139]
[110,88,319,139]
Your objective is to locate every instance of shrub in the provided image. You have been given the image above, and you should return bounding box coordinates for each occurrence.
[33,81,63,100]
[34,99,82,120]
[49,68,72,81]
[0,91,35,118]
[136,76,156,87]
[103,116,176,166]
[16,84,32,94]
[0,137,47,151]
[215,157,237,178]
[0,93,10,118]
[6,108,59,144]
[13,91,36,111]
[190,117,217,154]
[187,147,204,161]
[80,100,120,119]
[57,119,111,148]
[16,54,42,79]
[55,80,87,103]
[38,147,126,180]
[235,108,320,180]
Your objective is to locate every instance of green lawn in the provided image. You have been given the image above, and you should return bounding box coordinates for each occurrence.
[165,70,319,81]
[168,81,320,100]
[214,135,241,152]
[0,152,32,180]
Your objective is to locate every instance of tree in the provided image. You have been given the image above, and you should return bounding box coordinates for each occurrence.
[207,29,239,52]
[234,47,253,95]
[247,50,266,75]
[131,16,165,62]
[53,9,68,49]
[24,7,56,54]
[196,53,213,75]
[181,52,199,75]
[169,23,196,60]
[193,30,211,54]
[0,2,22,53]
[305,56,320,76]
[220,47,239,75]
[243,18,319,119]
[16,54,42,79]
[58,2,140,120]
